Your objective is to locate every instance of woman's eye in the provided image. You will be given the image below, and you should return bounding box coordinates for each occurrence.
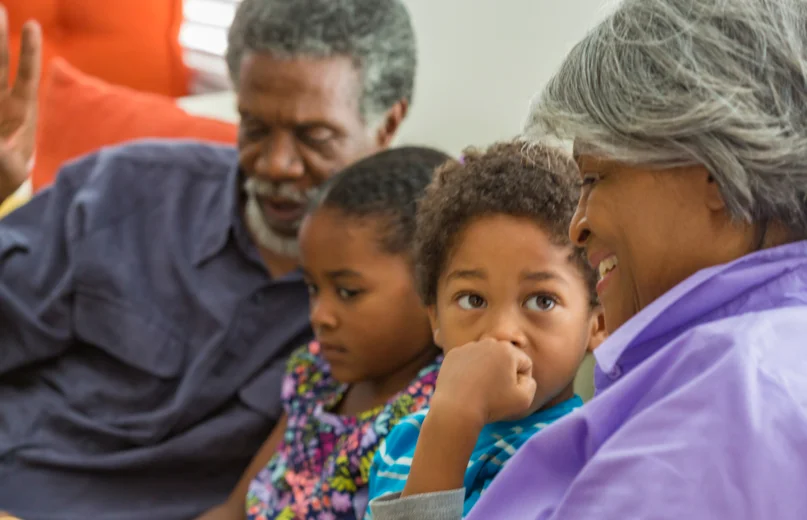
[525,295,557,312]
[305,284,318,297]
[577,174,601,188]
[457,294,486,310]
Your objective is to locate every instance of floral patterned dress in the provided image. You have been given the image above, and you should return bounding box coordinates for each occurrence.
[245,341,441,520]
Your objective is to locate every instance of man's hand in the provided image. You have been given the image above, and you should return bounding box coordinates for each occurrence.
[0,7,42,201]
[430,338,537,427]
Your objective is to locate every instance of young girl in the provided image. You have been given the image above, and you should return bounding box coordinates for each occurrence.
[200,146,452,520]
[367,142,606,518]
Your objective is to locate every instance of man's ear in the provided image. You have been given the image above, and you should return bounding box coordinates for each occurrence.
[375,99,408,148]
[427,305,443,348]
[586,307,608,352]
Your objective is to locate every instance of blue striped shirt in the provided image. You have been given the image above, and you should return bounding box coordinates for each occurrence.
[366,396,583,518]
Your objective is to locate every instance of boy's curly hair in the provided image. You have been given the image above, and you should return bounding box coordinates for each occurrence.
[414,140,598,307]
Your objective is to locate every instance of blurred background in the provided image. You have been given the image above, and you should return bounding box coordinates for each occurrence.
[178,0,615,154]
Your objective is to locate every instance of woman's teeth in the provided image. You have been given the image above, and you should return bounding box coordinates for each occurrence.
[598,256,618,280]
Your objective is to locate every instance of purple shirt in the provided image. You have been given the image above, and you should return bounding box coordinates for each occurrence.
[467,240,807,519]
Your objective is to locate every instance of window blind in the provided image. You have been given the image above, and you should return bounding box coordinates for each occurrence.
[181,0,240,93]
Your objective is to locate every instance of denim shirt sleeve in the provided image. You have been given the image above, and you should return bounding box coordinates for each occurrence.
[0,155,94,375]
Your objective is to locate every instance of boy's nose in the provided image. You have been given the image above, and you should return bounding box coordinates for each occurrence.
[481,312,527,348]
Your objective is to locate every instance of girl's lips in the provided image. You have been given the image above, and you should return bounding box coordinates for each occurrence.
[319,342,348,354]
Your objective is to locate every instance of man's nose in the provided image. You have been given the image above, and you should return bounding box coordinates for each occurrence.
[254,131,306,182]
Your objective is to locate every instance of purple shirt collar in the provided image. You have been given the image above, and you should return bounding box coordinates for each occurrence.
[594,239,807,375]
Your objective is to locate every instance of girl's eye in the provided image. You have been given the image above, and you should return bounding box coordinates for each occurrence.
[306,284,318,297]
[525,295,557,312]
[457,294,487,310]
[337,287,361,301]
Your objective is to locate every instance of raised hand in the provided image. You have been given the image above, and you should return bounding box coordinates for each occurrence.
[0,7,42,201]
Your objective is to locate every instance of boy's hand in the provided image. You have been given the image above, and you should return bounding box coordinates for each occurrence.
[431,338,537,428]
[400,339,537,499]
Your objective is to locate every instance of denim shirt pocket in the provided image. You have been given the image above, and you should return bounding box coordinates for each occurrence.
[73,290,185,379]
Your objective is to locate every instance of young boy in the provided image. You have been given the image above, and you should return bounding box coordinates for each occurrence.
[366,141,606,518]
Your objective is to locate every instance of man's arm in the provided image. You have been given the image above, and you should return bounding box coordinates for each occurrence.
[196,414,289,520]
[0,156,95,375]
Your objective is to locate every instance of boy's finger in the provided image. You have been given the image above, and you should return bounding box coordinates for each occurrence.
[512,347,533,376]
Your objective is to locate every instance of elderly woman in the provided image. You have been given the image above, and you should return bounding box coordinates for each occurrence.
[369,0,807,518]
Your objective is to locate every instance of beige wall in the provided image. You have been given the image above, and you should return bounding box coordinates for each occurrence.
[397,0,613,155]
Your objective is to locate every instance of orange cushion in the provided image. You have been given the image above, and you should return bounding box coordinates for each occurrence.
[32,58,237,192]
[6,0,187,97]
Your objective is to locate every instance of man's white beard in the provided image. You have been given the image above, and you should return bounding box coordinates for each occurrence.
[244,192,301,258]
[242,178,322,259]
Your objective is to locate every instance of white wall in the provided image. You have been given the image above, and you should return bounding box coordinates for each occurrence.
[397,0,614,155]
[180,1,615,156]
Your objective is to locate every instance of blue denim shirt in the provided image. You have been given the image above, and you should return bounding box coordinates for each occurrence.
[0,140,312,520]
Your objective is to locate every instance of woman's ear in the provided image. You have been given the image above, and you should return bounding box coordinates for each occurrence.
[586,307,608,352]
[427,305,442,347]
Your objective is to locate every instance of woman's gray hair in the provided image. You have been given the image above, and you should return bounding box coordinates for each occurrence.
[526,0,807,238]
[226,0,416,124]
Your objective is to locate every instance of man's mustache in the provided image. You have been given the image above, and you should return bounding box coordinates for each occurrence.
[243,177,321,204]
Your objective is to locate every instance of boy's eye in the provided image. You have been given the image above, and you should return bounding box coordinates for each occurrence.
[524,295,557,312]
[457,294,486,310]
[336,287,362,301]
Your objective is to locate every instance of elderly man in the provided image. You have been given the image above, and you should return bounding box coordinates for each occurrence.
[0,1,416,518]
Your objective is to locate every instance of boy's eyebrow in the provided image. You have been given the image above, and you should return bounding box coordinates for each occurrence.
[444,269,486,283]
[521,270,568,285]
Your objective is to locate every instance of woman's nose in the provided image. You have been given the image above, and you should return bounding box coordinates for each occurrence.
[569,199,591,246]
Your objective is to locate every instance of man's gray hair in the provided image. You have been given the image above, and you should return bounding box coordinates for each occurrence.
[226,0,416,124]
[526,0,807,238]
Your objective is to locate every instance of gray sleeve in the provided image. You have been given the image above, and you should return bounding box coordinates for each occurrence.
[369,489,465,520]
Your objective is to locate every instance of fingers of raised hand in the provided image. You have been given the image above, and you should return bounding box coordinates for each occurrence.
[11,20,42,101]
